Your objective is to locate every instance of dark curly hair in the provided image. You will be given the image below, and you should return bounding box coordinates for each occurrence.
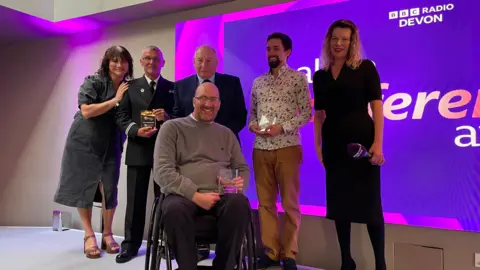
[267,32,292,52]
[97,45,134,81]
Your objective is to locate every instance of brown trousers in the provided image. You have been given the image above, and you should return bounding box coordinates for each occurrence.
[253,145,303,260]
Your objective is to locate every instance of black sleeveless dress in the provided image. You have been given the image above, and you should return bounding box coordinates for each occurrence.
[313,60,384,224]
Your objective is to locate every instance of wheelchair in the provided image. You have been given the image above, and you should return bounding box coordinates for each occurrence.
[145,194,258,270]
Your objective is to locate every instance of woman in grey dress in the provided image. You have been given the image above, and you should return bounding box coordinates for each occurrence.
[54,45,133,259]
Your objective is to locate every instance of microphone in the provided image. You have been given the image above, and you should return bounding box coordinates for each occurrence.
[347,143,371,159]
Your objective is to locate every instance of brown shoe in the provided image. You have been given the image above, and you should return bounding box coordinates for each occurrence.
[84,235,100,259]
[101,233,120,254]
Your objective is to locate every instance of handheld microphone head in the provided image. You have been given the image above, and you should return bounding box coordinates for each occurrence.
[347,143,371,159]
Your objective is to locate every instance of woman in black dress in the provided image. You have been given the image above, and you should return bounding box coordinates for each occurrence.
[54,46,132,259]
[313,20,386,270]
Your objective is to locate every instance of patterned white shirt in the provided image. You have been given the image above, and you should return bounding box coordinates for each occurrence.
[248,64,312,150]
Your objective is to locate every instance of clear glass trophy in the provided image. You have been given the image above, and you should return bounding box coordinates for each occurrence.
[258,114,277,132]
[218,168,239,194]
[52,210,72,231]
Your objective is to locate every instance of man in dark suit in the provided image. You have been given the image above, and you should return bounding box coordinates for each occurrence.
[115,46,175,263]
[172,45,247,142]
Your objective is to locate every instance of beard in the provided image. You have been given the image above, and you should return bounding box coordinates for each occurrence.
[268,56,280,69]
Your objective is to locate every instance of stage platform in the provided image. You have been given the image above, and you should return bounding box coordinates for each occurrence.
[0,226,323,270]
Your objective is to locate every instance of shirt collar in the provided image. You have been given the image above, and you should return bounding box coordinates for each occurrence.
[268,63,290,77]
[197,74,215,84]
[145,74,161,86]
[190,113,213,124]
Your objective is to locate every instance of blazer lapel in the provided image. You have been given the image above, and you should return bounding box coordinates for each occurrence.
[213,73,224,99]
[150,77,166,109]
[139,76,153,106]
[190,75,199,95]
[186,75,198,112]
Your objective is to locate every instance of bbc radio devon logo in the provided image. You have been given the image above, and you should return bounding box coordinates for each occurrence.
[389,3,454,27]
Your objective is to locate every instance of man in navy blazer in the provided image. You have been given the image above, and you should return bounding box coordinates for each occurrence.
[172,45,247,143]
[115,46,175,264]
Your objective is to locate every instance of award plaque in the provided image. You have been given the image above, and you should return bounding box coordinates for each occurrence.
[258,114,277,132]
[140,110,156,128]
[218,168,239,194]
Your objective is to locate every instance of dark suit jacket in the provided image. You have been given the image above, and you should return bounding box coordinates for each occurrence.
[116,76,175,166]
[172,72,247,141]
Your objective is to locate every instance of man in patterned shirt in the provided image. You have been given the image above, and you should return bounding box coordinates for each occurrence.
[249,32,312,270]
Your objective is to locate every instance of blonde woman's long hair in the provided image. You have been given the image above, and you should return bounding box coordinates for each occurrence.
[321,19,363,70]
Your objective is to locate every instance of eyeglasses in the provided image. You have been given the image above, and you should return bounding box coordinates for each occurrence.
[194,96,220,102]
[142,56,160,62]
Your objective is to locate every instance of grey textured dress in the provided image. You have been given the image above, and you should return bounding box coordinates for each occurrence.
[54,74,126,209]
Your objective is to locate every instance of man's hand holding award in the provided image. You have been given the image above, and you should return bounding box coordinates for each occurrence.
[137,110,157,138]
[249,114,281,137]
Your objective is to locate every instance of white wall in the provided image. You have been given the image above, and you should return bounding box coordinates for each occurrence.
[0,0,54,20]
[53,0,152,21]
[0,0,153,21]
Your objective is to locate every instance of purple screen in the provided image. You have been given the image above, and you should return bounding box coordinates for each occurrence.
[175,0,480,232]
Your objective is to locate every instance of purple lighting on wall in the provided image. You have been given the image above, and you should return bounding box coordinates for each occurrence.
[26,16,101,34]
[176,0,480,232]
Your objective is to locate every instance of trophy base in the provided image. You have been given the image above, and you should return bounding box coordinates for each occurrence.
[140,124,156,128]
[223,187,239,194]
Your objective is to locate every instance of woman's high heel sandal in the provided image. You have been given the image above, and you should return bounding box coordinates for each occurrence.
[101,233,120,254]
[84,235,101,259]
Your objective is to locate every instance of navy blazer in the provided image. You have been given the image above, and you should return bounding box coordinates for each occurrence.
[116,76,175,166]
[172,72,247,141]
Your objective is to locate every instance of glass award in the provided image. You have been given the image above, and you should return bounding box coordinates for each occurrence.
[258,114,277,132]
[218,168,239,194]
[52,210,72,231]
[140,110,156,128]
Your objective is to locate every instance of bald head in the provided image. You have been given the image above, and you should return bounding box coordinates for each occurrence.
[193,45,218,79]
[193,82,221,123]
[196,81,218,97]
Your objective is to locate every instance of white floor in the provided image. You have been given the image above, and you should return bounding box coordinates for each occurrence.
[0,226,322,270]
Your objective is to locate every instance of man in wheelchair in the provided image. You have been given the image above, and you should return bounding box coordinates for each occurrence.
[153,82,252,269]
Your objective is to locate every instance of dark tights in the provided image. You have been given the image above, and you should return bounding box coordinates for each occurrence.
[335,221,387,270]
